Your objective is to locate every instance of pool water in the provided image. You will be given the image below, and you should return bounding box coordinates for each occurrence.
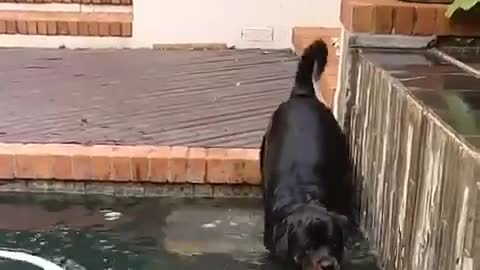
[0,193,378,270]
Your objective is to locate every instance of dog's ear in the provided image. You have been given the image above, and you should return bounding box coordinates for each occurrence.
[272,221,289,258]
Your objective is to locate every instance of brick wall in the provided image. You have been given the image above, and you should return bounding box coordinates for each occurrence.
[0,0,133,37]
[0,0,132,4]
[341,0,480,36]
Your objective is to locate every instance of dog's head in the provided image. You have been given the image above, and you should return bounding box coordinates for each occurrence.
[272,203,349,270]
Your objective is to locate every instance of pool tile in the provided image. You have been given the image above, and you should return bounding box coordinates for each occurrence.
[86,182,115,195]
[193,184,213,198]
[114,183,145,197]
[0,180,27,192]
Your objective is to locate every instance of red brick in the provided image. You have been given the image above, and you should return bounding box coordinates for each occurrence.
[47,21,57,35]
[393,6,415,35]
[187,147,206,183]
[91,155,111,180]
[124,146,152,182]
[373,6,393,34]
[37,21,47,35]
[225,149,245,184]
[339,0,347,26]
[131,156,149,181]
[14,152,35,179]
[16,21,28,35]
[149,146,170,183]
[98,22,109,36]
[34,144,74,180]
[351,5,374,33]
[67,21,78,36]
[6,21,16,34]
[0,144,16,179]
[206,148,232,184]
[226,149,261,184]
[111,147,131,181]
[52,154,72,180]
[78,22,89,36]
[414,7,437,35]
[0,154,14,179]
[168,146,188,183]
[88,22,99,36]
[14,145,55,179]
[57,21,69,35]
[27,21,37,35]
[0,21,6,34]
[435,7,451,35]
[34,154,55,179]
[72,155,91,180]
[238,149,261,185]
[109,22,121,36]
[90,145,112,181]
[121,22,132,37]
[71,146,91,180]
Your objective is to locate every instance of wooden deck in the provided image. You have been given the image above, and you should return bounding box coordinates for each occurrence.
[0,48,298,148]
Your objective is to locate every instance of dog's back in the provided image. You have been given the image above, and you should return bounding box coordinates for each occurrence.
[261,40,352,251]
[263,97,349,205]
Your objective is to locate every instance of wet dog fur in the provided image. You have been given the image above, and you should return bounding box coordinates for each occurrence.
[260,39,354,270]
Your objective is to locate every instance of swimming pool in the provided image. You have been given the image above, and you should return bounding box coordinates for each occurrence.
[0,193,378,270]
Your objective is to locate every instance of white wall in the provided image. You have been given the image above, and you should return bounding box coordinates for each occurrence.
[0,0,340,49]
[133,0,341,49]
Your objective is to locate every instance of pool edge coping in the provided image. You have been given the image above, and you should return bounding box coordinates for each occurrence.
[0,143,261,185]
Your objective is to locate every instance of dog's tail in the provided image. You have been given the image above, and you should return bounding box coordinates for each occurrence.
[292,39,328,97]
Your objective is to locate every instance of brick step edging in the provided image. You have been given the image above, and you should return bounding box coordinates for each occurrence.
[0,10,133,37]
[0,143,261,185]
[0,0,132,5]
[0,20,132,36]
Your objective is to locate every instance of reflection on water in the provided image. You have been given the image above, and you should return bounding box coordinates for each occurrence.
[0,193,378,270]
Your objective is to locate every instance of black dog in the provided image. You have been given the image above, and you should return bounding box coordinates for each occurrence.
[260,39,353,270]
